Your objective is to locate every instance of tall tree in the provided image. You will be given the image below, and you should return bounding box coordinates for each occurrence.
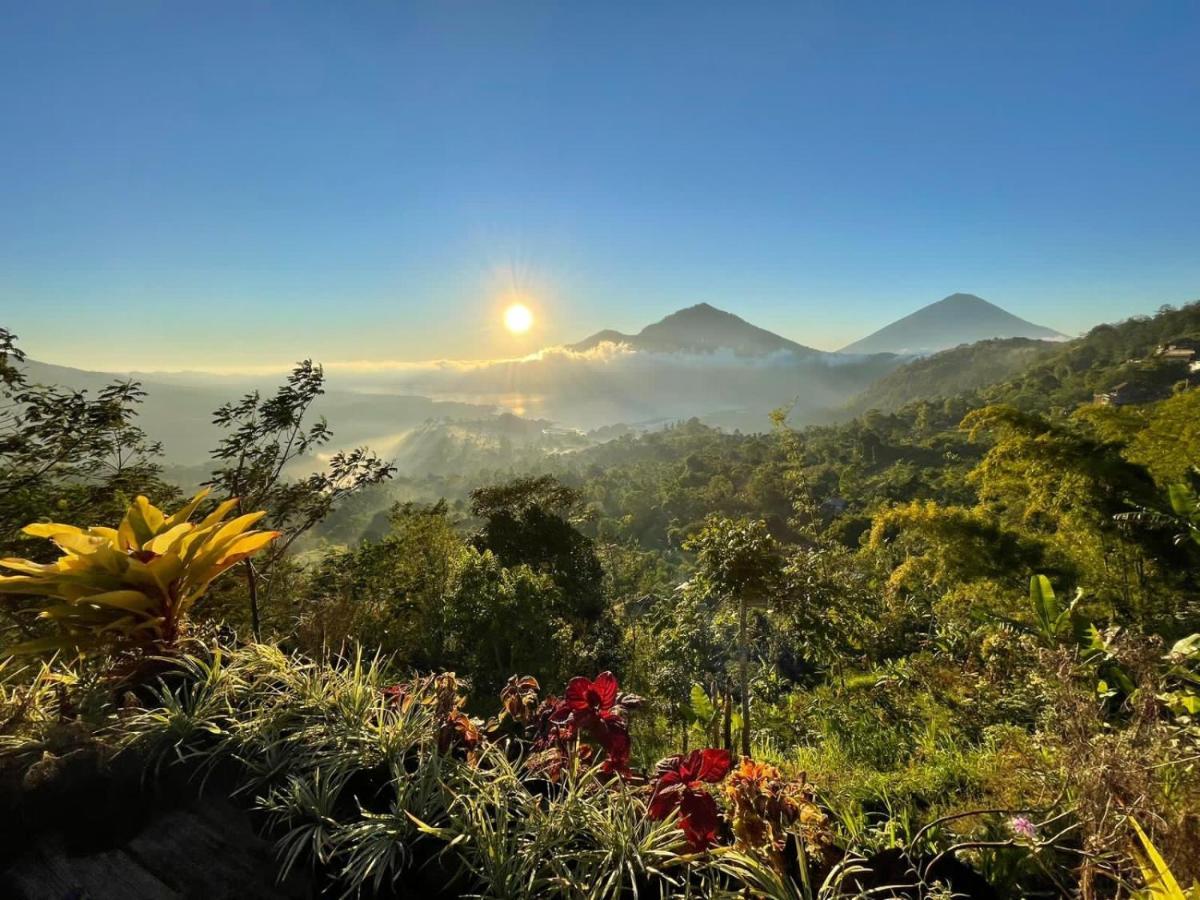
[684,516,782,757]
[206,360,394,638]
[470,475,606,620]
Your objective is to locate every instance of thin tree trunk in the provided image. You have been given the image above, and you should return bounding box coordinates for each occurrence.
[245,559,261,641]
[710,678,721,746]
[722,685,733,751]
[738,594,750,758]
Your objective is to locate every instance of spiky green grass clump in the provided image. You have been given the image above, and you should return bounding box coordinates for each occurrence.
[104,643,828,899]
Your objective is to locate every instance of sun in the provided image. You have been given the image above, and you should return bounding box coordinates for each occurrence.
[503,303,534,335]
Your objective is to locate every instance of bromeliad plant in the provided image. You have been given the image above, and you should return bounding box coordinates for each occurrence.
[0,490,278,657]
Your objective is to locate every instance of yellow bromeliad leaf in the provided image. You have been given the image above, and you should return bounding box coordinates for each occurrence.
[0,558,57,576]
[22,523,85,540]
[1130,817,1195,899]
[143,523,194,557]
[163,490,211,529]
[39,604,117,623]
[196,497,240,531]
[218,531,280,566]
[79,590,159,612]
[0,491,278,657]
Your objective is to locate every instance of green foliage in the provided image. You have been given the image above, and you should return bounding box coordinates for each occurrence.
[685,516,783,757]
[685,516,782,608]
[7,301,1200,895]
[849,336,1060,414]
[442,549,565,696]
[206,359,394,636]
[294,500,464,661]
[1028,574,1080,645]
[983,301,1200,411]
[0,328,176,554]
[470,474,606,619]
[1168,481,1200,549]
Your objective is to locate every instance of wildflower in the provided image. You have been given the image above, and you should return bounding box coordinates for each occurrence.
[1010,815,1038,841]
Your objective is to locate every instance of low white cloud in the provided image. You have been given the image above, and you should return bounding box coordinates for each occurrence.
[317,342,893,430]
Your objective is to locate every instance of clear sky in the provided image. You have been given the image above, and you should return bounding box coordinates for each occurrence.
[2,1,1199,370]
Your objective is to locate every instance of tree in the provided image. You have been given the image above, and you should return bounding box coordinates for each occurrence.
[296,500,465,661]
[206,360,394,638]
[441,549,565,697]
[644,589,725,748]
[778,542,878,678]
[961,404,1173,625]
[684,516,782,757]
[0,327,171,550]
[470,475,606,621]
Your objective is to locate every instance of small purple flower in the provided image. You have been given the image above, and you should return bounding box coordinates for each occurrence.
[1010,816,1038,841]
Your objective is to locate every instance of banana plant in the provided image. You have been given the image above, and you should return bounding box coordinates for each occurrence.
[1026,575,1136,695]
[1029,574,1084,646]
[688,683,721,743]
[0,490,278,657]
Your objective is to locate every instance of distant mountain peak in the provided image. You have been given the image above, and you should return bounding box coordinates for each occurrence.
[569,304,819,357]
[839,293,1066,356]
[665,301,721,317]
[934,292,990,305]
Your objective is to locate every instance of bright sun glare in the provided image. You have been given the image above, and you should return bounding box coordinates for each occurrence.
[503,303,534,334]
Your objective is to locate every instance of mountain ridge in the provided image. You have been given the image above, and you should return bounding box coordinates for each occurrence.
[569,302,821,357]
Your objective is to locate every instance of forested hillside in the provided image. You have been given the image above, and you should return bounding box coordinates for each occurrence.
[2,303,1199,897]
[847,337,1059,413]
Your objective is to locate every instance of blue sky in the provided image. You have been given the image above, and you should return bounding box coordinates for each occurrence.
[2,2,1199,370]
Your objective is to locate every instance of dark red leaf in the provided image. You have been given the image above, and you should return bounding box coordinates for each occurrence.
[591,671,619,708]
[694,748,732,783]
[560,677,594,712]
[654,753,686,779]
[600,727,630,768]
[678,791,721,851]
[647,781,685,820]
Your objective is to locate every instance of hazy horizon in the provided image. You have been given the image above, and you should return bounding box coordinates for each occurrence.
[10,290,1177,376]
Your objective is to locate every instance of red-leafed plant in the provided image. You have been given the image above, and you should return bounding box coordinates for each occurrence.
[500,674,541,724]
[724,758,833,871]
[647,748,733,850]
[535,671,642,778]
